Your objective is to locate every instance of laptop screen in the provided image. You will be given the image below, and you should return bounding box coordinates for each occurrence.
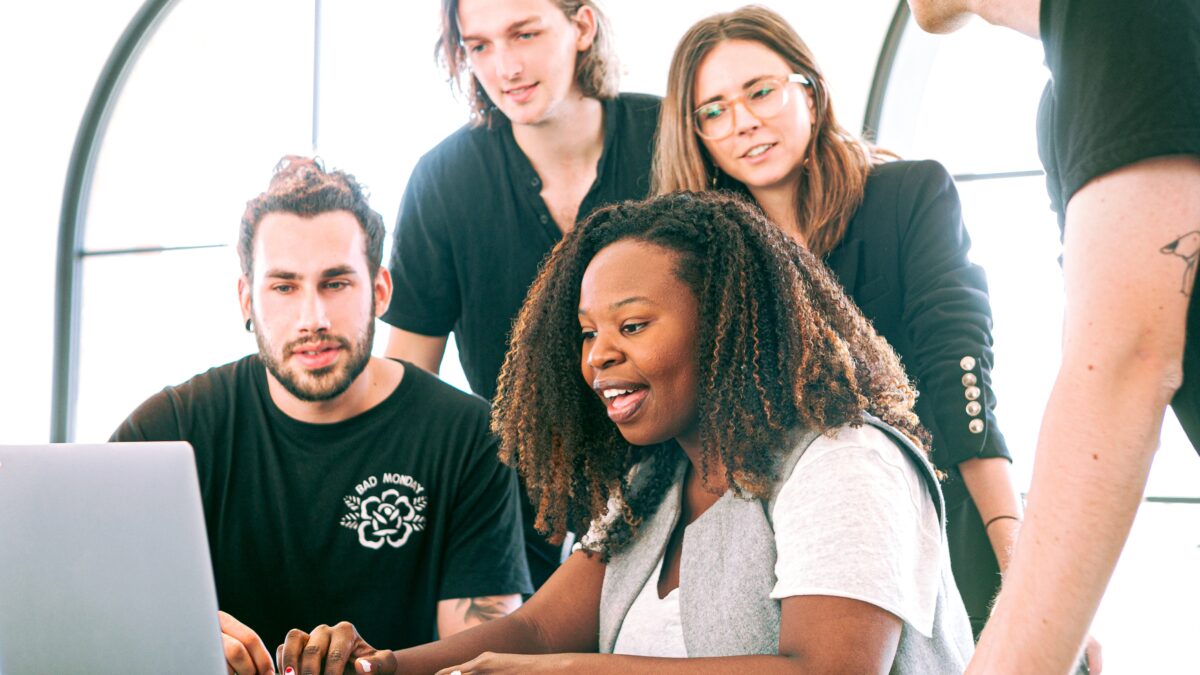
[0,442,225,674]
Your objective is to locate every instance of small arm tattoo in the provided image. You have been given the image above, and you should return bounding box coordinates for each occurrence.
[456,595,512,625]
[1160,231,1200,296]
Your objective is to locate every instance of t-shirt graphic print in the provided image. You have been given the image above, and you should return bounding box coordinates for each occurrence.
[342,472,428,550]
[111,356,531,650]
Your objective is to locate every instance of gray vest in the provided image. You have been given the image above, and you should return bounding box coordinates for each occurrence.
[597,417,974,672]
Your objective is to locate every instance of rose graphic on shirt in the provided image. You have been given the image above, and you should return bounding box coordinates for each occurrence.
[340,476,428,550]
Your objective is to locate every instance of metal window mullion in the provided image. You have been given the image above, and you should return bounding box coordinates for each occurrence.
[52,0,180,442]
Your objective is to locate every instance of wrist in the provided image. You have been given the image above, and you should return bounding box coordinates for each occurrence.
[984,514,1021,530]
[983,514,1021,573]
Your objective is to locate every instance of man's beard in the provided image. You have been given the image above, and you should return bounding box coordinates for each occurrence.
[257,318,375,402]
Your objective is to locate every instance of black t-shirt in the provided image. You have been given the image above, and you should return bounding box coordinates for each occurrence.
[1037,0,1200,450]
[110,357,531,650]
[382,93,661,402]
[383,93,660,588]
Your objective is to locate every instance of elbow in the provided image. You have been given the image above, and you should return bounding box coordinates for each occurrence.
[509,608,558,654]
[1064,339,1184,406]
[778,656,884,675]
[1125,343,1185,404]
[777,649,891,675]
[1157,357,1186,400]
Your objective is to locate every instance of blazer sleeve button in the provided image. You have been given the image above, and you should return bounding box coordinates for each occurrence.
[969,419,985,434]
[960,355,977,371]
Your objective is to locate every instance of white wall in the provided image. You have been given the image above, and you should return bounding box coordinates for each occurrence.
[0,0,898,443]
[0,0,147,442]
[2,2,1196,669]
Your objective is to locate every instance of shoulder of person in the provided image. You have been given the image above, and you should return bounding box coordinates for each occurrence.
[771,423,923,492]
[786,423,903,464]
[178,355,258,410]
[413,122,505,180]
[160,354,254,408]
[615,91,662,111]
[766,425,865,488]
[394,361,492,424]
[862,159,960,242]
[805,422,907,458]
[613,92,663,130]
[114,354,255,441]
[773,422,937,528]
[868,158,953,192]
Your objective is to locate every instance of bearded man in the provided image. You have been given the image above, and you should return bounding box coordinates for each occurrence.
[111,156,530,675]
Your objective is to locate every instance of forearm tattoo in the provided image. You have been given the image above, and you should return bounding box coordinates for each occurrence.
[1160,231,1200,296]
[457,596,512,624]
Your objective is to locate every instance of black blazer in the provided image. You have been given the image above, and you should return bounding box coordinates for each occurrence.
[825,160,1011,489]
[825,160,1010,635]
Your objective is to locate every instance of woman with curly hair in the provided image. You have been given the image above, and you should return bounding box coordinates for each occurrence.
[653,5,1023,637]
[278,190,973,674]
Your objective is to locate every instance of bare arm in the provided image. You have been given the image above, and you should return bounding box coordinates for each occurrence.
[968,156,1200,672]
[391,550,605,669]
[385,326,448,374]
[436,595,522,637]
[305,550,901,675]
[957,456,1022,570]
[277,550,605,674]
[431,594,901,675]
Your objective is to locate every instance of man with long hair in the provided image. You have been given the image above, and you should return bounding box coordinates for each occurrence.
[381,0,659,589]
[907,0,1200,672]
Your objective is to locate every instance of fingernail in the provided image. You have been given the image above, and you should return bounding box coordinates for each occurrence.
[285,668,295,675]
[358,659,372,672]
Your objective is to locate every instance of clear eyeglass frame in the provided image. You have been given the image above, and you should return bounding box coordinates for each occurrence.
[693,73,811,141]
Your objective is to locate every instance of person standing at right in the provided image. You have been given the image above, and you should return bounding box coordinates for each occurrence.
[382,0,659,590]
[906,0,1200,672]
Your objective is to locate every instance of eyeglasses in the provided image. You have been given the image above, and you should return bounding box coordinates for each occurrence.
[693,73,811,141]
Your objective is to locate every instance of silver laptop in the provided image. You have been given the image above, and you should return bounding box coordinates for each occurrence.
[0,443,225,674]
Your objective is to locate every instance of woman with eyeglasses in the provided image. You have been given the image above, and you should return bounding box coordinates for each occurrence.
[653,5,1021,639]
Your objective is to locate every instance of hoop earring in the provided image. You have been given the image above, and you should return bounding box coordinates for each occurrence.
[245,318,253,333]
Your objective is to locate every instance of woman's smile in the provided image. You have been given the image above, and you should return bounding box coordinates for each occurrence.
[578,239,701,450]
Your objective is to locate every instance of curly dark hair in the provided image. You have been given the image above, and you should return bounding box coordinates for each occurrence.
[492,190,927,557]
[238,156,386,280]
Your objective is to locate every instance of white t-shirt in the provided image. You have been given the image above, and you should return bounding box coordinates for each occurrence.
[611,565,688,657]
[611,424,943,654]
[770,424,942,637]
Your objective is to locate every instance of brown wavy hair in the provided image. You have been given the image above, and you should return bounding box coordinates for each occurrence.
[491,190,925,557]
[651,5,895,257]
[238,156,386,279]
[436,0,620,127]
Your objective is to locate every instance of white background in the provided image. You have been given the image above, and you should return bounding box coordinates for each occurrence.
[2,1,1196,670]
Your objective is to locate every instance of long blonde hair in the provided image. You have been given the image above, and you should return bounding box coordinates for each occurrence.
[652,5,893,256]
